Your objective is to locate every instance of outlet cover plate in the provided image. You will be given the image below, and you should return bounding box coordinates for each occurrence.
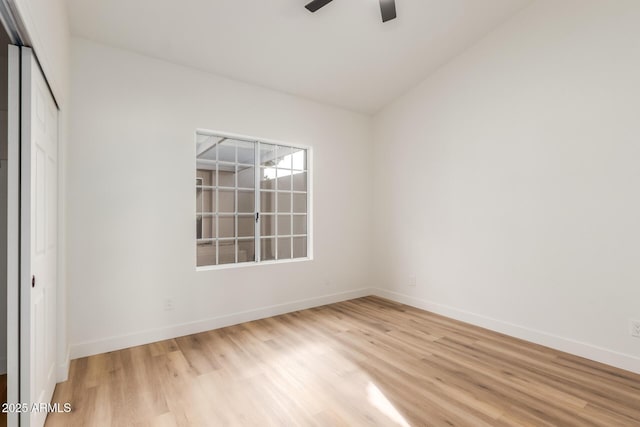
[631,319,640,338]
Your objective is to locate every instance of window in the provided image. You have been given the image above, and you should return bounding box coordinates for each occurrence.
[196,131,310,268]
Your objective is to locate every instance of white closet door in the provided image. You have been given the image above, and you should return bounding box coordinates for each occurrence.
[17,46,58,427]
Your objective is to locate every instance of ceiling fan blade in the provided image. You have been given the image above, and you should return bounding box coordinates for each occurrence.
[379,0,397,22]
[305,0,334,13]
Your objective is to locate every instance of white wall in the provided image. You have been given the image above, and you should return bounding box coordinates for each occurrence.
[68,38,373,357]
[373,0,640,372]
[11,0,69,105]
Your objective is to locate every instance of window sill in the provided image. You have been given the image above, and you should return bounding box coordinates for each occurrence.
[196,256,313,272]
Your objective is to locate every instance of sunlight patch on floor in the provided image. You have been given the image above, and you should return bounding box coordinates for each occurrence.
[367,382,411,427]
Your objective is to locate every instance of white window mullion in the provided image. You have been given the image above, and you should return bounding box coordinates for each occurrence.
[274,146,278,260]
[235,164,238,264]
[306,150,311,259]
[215,165,219,266]
[255,141,261,262]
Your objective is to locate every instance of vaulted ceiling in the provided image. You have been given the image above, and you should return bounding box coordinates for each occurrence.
[66,0,532,114]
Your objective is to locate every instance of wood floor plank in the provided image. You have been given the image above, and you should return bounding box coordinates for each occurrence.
[45,297,640,426]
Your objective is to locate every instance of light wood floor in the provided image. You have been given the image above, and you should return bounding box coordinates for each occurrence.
[46,297,640,426]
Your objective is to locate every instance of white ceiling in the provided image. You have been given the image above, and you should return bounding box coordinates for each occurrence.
[66,0,532,114]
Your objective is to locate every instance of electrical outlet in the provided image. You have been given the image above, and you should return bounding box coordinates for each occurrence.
[630,319,640,338]
[409,275,417,287]
[164,298,174,311]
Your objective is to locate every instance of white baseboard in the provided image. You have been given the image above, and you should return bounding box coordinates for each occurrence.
[372,288,640,375]
[57,347,70,382]
[70,287,373,360]
[69,287,640,376]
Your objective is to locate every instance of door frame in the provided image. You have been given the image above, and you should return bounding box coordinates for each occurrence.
[6,42,20,427]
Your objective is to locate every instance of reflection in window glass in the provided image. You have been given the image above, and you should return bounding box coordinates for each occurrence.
[260,214,276,237]
[278,237,292,260]
[238,239,255,262]
[278,215,292,236]
[261,238,276,261]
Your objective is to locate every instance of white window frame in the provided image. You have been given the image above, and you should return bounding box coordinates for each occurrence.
[195,129,313,271]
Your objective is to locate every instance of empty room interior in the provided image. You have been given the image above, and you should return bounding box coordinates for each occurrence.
[1,0,640,426]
